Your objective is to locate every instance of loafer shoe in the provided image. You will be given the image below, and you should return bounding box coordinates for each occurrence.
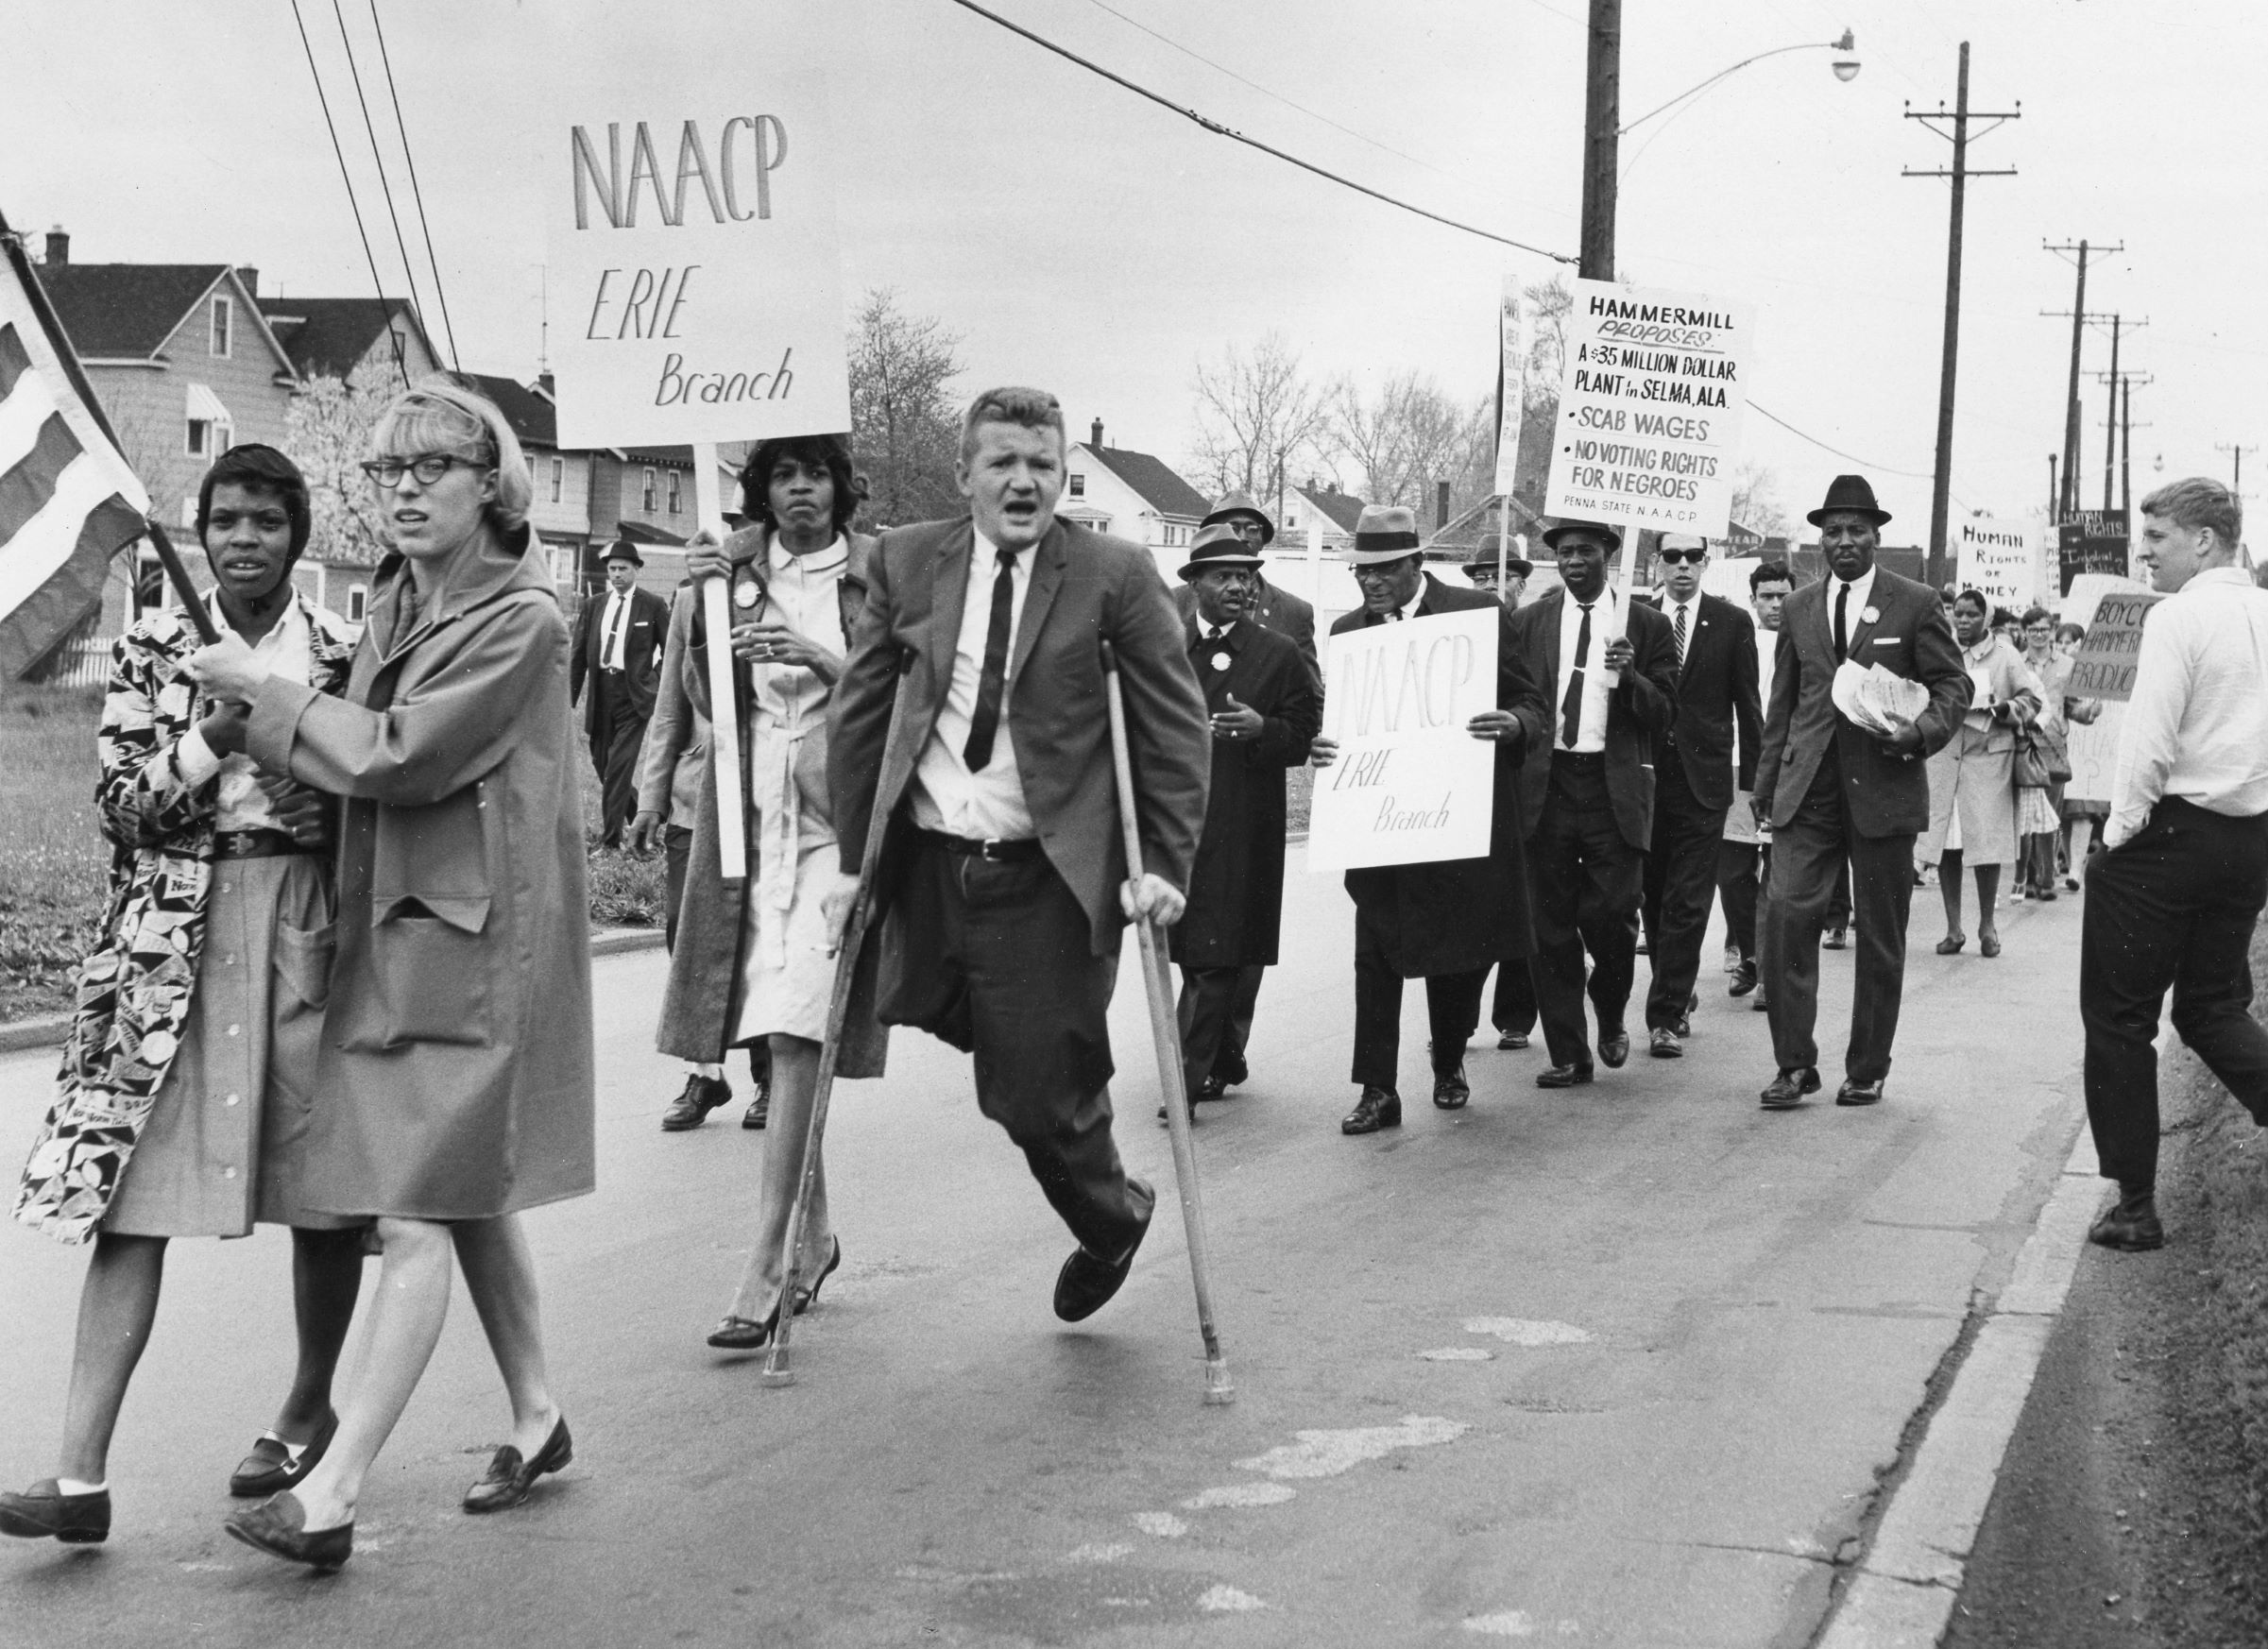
[1432,1063,1470,1110]
[1835,1078,1886,1107]
[0,1480,110,1544]
[1535,1063,1594,1089]
[2089,1190,2165,1252]
[1054,1209,1151,1323]
[1340,1087,1402,1134]
[462,1416,572,1514]
[224,1491,350,1572]
[230,1410,338,1499]
[660,1074,732,1131]
[1760,1067,1821,1110]
[1597,1029,1630,1069]
[1647,1028,1682,1059]
[1496,1030,1530,1050]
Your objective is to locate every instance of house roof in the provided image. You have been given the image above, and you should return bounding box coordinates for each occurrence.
[464,373,558,449]
[257,296,428,380]
[36,264,247,359]
[1083,444,1209,518]
[1297,484,1369,535]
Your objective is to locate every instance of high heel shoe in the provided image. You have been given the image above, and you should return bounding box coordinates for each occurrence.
[792,1239,843,1317]
[224,1491,353,1571]
[1980,930,2002,958]
[1935,934,1966,955]
[706,1303,780,1352]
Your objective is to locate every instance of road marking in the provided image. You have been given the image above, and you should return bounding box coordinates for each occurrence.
[1235,1415,1467,1479]
[1066,1542,1132,1562]
[1419,1347,1496,1361]
[1198,1585,1271,1612]
[1182,1483,1296,1509]
[1461,1611,1580,1637]
[1131,1511,1187,1538]
[1464,1318,1594,1346]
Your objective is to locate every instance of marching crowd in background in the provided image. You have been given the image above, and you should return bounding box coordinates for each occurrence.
[6,375,2266,1576]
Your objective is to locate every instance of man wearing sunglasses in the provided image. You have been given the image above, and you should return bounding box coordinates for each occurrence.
[1639,535,1762,1058]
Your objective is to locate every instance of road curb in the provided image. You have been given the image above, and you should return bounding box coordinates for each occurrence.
[1815,1124,2109,1648]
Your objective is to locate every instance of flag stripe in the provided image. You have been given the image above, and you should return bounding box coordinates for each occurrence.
[0,413,86,541]
[0,355,61,475]
[0,322,31,399]
[0,450,138,620]
[0,490,141,680]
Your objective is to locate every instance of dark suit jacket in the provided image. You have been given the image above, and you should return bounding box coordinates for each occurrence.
[1508,589,1679,851]
[569,584,669,736]
[1652,592,1763,811]
[1173,573,1318,673]
[829,516,1211,958]
[1751,565,1970,839]
[1334,573,1549,978]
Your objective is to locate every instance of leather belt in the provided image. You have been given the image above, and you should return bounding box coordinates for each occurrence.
[1550,749,1608,766]
[213,827,315,860]
[916,828,1043,863]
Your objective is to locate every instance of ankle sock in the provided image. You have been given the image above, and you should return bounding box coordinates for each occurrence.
[56,1477,106,1496]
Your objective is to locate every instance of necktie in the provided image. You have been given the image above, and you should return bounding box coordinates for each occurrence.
[1561,602,1594,747]
[1833,582,1850,664]
[1674,603,1688,667]
[962,549,1016,772]
[603,594,626,670]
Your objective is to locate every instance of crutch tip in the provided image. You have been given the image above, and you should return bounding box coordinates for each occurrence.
[1202,1363,1236,1405]
[759,1366,796,1388]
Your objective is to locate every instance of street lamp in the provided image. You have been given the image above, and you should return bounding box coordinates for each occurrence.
[1620,31,1860,136]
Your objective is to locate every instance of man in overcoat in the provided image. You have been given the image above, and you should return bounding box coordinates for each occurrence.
[1640,533,1762,1056]
[569,541,669,847]
[1167,523,1323,1116]
[1751,474,1970,1109]
[1312,506,1549,1134]
[1506,519,1679,1086]
[828,387,1210,1324]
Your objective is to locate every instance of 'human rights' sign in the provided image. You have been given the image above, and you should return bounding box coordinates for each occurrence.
[544,0,852,449]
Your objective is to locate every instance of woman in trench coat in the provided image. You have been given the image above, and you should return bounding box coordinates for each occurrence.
[188,380,595,1570]
[1918,588,2042,957]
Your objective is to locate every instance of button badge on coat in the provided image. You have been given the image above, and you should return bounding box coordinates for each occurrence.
[1210,652,1231,672]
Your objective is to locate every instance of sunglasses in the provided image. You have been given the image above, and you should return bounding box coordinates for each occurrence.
[1656,549,1708,566]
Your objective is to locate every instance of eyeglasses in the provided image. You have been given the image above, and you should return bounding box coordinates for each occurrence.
[359,452,492,488]
[1656,549,1708,566]
[1351,564,1409,583]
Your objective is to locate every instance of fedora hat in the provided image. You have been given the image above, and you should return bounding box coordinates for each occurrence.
[1347,504,1423,566]
[603,540,643,567]
[1540,518,1624,552]
[1177,520,1267,581]
[1200,489,1275,546]
[1806,473,1892,527]
[1462,533,1533,578]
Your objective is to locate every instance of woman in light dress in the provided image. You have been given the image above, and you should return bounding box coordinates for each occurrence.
[1918,588,2042,957]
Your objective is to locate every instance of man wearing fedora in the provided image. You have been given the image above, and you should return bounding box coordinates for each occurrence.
[1312,505,1548,1133]
[1465,531,1541,1048]
[1507,519,1679,1086]
[1167,524,1323,1115]
[1751,475,1969,1110]
[570,539,670,848]
[1464,534,1535,610]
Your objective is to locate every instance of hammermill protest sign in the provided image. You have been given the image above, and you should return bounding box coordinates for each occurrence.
[1955,517,2042,609]
[1543,280,1754,538]
[543,0,853,448]
[2068,586,2164,704]
[1309,609,1499,874]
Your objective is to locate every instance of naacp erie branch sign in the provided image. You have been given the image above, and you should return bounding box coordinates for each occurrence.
[1309,609,1499,873]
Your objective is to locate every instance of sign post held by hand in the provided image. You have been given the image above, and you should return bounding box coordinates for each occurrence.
[691,447,744,880]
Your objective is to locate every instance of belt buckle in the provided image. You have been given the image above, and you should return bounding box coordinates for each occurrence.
[978,839,1009,862]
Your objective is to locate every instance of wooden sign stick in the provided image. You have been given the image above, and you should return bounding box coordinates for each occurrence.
[691,442,745,882]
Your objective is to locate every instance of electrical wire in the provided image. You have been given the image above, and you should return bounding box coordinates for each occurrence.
[944,0,1577,265]
[289,0,406,386]
[329,0,431,371]
[367,0,460,372]
[1750,401,1935,480]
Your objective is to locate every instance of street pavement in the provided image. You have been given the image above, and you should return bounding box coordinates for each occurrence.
[0,850,2089,1648]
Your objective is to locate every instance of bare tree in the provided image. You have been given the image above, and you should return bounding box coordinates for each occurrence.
[847,288,964,527]
[1188,333,1329,501]
[1729,461,1792,537]
[284,367,397,569]
[1327,370,1491,521]
[1509,276,1575,516]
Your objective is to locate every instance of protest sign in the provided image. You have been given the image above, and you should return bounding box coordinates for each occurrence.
[2067,587,2163,703]
[1955,517,2041,609]
[543,0,852,449]
[2058,573,2148,811]
[1492,276,1528,500]
[1544,279,1754,538]
[2056,509,2129,594]
[1309,608,1498,873]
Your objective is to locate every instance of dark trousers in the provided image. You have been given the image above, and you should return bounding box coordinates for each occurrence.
[1178,966,1240,1099]
[1763,749,1917,1082]
[1643,759,1730,1029]
[663,822,693,952]
[1210,963,1266,1080]
[2079,798,2268,1190]
[880,837,1153,1260]
[1717,839,1762,962]
[1352,907,1488,1089]
[1490,957,1537,1036]
[588,673,648,847]
[1529,753,1644,1070]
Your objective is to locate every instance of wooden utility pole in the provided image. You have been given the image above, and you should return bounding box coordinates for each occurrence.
[2047,453,2058,522]
[1903,42,2018,586]
[2217,442,2257,494]
[2043,239,2121,519]
[2089,315,2145,510]
[1579,0,1621,280]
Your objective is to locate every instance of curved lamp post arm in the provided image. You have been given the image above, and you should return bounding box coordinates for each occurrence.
[1619,32,1857,136]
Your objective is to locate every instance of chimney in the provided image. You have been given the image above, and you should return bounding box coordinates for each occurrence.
[234,266,259,298]
[1091,418,1104,448]
[43,226,68,266]
[1437,479,1451,530]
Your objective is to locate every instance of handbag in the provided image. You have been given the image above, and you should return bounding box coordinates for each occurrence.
[2014,727,2057,790]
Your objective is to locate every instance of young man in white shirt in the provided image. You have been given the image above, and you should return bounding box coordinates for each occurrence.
[2080,476,2268,1251]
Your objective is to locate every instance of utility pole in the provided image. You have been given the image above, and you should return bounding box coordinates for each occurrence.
[2043,239,2122,519]
[2217,442,2257,494]
[2115,376,2152,518]
[1903,43,2018,586]
[2088,315,2145,510]
[1579,0,1622,280]
[2046,454,2058,522]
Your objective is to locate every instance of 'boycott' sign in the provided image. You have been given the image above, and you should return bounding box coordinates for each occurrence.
[1544,279,1754,537]
[544,0,852,449]
[2068,589,2164,702]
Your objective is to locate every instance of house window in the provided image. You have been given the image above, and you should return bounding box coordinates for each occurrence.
[1068,474,1085,499]
[347,585,369,623]
[390,328,407,368]
[550,457,564,502]
[187,418,210,456]
[667,471,682,516]
[211,296,231,358]
[641,468,657,512]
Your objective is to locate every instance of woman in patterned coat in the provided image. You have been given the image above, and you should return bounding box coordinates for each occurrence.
[3,447,366,1548]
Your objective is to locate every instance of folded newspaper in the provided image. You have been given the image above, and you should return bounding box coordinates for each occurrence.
[1831,659,1930,736]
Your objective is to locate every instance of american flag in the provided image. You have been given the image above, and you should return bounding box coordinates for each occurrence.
[0,220,149,680]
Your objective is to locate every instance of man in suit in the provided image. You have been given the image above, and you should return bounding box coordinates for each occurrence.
[1464,539,1534,611]
[1640,534,1763,1056]
[1311,506,1549,1133]
[1751,474,1970,1110]
[1717,558,1793,1008]
[828,386,1210,1324]
[1168,524,1323,1116]
[1465,535,1541,1048]
[570,541,669,847]
[1171,490,1318,1093]
[1507,520,1679,1086]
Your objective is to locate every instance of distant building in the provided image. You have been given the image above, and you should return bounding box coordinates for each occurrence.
[1279,483,1367,552]
[1063,420,1210,581]
[259,294,439,386]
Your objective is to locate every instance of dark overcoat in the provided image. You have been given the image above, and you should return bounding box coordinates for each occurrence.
[1168,616,1322,969]
[1336,573,1549,978]
[1173,573,1319,673]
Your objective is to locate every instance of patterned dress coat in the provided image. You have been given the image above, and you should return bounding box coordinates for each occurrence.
[14,595,356,1245]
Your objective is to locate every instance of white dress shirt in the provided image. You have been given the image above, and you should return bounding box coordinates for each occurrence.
[1827,565,1878,661]
[911,527,1038,840]
[174,594,314,831]
[599,586,632,671]
[1553,586,1619,755]
[2106,566,2268,846]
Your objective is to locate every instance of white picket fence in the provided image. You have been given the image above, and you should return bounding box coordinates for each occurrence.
[34,635,113,690]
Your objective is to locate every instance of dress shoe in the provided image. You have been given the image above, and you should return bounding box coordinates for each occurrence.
[1729,960,1759,997]
[1535,1063,1594,1089]
[1597,1028,1630,1069]
[1211,1052,1249,1088]
[2089,1189,2165,1252]
[1835,1078,1886,1107]
[792,1237,843,1316]
[707,1304,779,1352]
[223,1491,351,1571]
[462,1416,572,1514]
[1496,1029,1529,1050]
[1759,1067,1821,1110]
[1193,1075,1230,1103]
[230,1410,338,1499]
[661,1073,732,1131]
[1340,1086,1402,1133]
[2038,886,2058,902]
[1054,1206,1151,1322]
[1824,927,1849,951]
[1432,1062,1470,1109]
[1751,992,1770,1012]
[1648,1028,1682,1059]
[741,1080,771,1130]
[0,1480,110,1544]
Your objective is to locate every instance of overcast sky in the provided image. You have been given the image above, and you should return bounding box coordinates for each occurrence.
[6,0,2262,536]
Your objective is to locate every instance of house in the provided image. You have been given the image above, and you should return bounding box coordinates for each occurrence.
[259,294,439,387]
[1062,420,1210,581]
[1279,483,1366,552]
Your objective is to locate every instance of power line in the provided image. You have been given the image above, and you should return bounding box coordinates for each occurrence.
[328,0,431,371]
[943,0,1577,265]
[1751,401,1934,481]
[367,0,460,372]
[288,0,405,386]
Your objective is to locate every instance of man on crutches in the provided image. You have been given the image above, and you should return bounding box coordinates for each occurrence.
[825,386,1212,1324]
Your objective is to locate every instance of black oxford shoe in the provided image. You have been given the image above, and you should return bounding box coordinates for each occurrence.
[1597,1029,1630,1069]
[660,1073,732,1132]
[1729,960,1759,997]
[1760,1067,1821,1110]
[1055,1212,1151,1322]
[1835,1078,1886,1107]
[1432,1063,1470,1109]
[2089,1190,2164,1251]
[1497,1029,1529,1050]
[1340,1087,1402,1133]
[1648,1028,1682,1059]
[1535,1063,1594,1089]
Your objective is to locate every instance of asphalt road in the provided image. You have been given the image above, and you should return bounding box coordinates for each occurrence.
[0,852,2090,1648]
